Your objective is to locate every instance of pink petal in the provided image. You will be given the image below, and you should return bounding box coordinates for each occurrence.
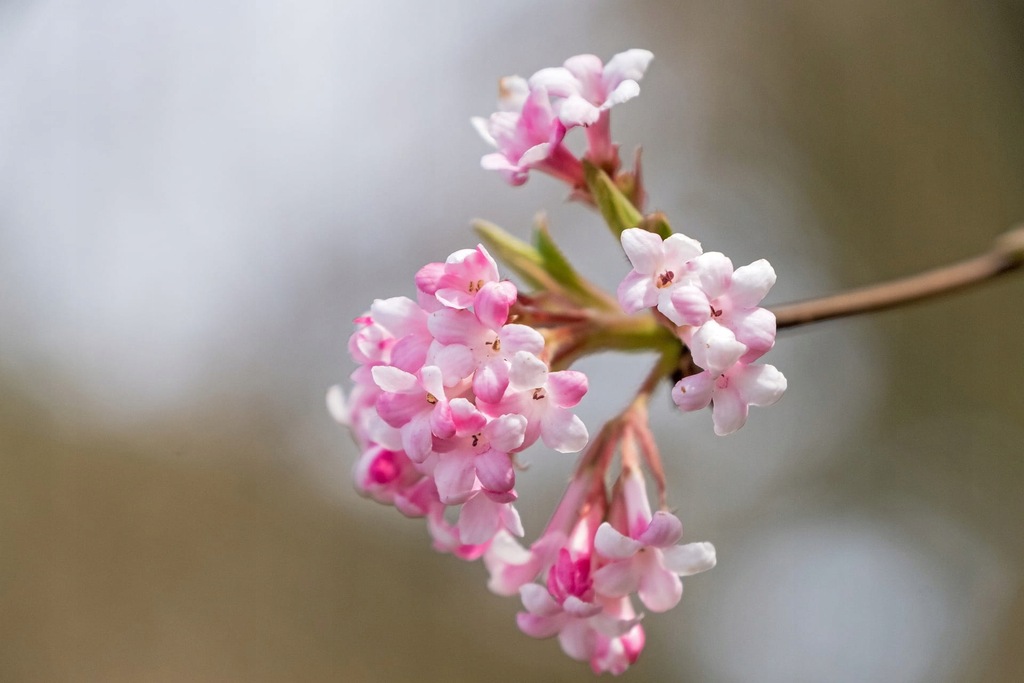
[592,560,640,597]
[594,522,642,560]
[620,228,662,274]
[547,370,588,408]
[637,563,683,612]
[475,448,515,494]
[429,342,475,384]
[518,612,564,640]
[458,493,500,545]
[433,452,477,504]
[369,296,424,335]
[501,502,524,537]
[638,511,684,548]
[558,620,597,662]
[428,400,455,440]
[671,371,713,412]
[401,413,435,462]
[661,541,717,576]
[520,583,561,616]
[485,413,527,453]
[474,280,518,330]
[428,308,484,345]
[414,262,444,295]
[376,391,424,428]
[473,359,510,404]
[617,269,657,314]
[541,408,589,453]
[667,284,712,327]
[449,397,487,434]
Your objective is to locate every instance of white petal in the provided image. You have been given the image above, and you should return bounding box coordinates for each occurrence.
[558,94,600,126]
[730,259,777,308]
[661,232,703,268]
[694,252,734,299]
[541,408,589,453]
[711,383,749,436]
[508,350,548,390]
[661,541,717,576]
[620,228,663,274]
[595,522,642,560]
[520,583,560,616]
[603,49,654,88]
[370,365,417,393]
[734,363,787,407]
[689,320,746,375]
[601,79,640,109]
[485,413,528,453]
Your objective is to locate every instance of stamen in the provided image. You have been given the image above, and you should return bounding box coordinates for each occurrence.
[426,393,438,405]
[532,388,545,400]
[656,270,675,288]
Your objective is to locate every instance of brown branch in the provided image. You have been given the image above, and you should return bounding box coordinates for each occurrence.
[771,225,1024,329]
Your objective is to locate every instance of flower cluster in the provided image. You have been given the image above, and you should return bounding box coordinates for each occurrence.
[331,49,786,676]
[472,49,654,187]
[485,433,716,675]
[328,245,590,554]
[617,228,788,435]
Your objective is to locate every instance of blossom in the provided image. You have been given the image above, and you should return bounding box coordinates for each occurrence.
[530,49,654,128]
[617,227,703,322]
[672,360,788,436]
[371,364,456,462]
[670,252,778,362]
[472,85,582,187]
[592,468,716,612]
[481,350,589,453]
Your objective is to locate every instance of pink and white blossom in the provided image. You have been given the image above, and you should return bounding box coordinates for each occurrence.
[617,227,704,323]
[672,361,788,436]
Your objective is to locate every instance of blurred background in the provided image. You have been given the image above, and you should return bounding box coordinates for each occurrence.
[1,1,1023,681]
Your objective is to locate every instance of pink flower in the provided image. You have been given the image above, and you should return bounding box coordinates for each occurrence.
[428,308,544,403]
[481,350,589,453]
[530,49,655,128]
[472,85,583,187]
[592,467,716,612]
[456,490,525,546]
[530,49,654,166]
[430,398,526,505]
[371,364,456,462]
[672,361,788,436]
[671,252,778,363]
[617,227,704,322]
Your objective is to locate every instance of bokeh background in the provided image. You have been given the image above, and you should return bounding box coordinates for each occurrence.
[2,1,1023,681]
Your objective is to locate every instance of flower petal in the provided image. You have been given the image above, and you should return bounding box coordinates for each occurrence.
[595,522,642,560]
[592,560,640,597]
[617,269,657,314]
[458,493,499,545]
[730,259,777,308]
[476,448,515,494]
[541,408,589,453]
[710,382,749,436]
[547,370,588,408]
[638,511,684,548]
[671,371,713,412]
[433,452,477,504]
[689,319,746,375]
[637,564,682,612]
[661,541,717,576]
[620,228,663,274]
[734,363,787,407]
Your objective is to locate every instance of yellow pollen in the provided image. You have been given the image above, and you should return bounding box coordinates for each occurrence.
[426,393,438,405]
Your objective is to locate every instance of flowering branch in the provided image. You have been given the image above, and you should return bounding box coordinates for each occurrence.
[772,225,1024,329]
[329,47,1023,676]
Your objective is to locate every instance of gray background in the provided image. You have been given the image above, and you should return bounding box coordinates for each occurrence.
[1,1,1023,681]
